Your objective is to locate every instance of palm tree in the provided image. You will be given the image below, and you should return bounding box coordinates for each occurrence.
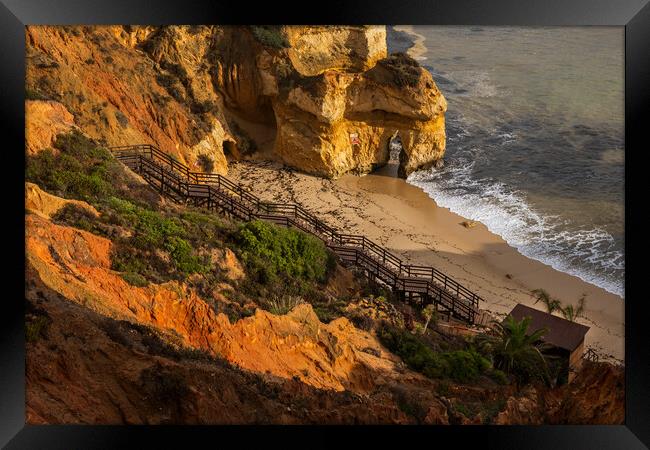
[531,288,561,314]
[477,315,551,385]
[421,304,437,334]
[561,294,586,322]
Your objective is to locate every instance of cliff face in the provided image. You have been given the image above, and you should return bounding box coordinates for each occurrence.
[26,25,233,174]
[26,25,446,178]
[212,26,447,177]
[24,203,424,394]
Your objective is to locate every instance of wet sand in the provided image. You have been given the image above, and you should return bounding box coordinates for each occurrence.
[228,159,625,364]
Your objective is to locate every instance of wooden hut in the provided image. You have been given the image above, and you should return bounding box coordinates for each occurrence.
[508,304,590,383]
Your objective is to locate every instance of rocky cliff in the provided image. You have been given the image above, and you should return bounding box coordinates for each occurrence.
[26,25,446,178]
[24,176,624,425]
[24,26,623,426]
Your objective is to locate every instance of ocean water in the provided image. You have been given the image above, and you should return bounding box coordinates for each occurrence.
[388,26,625,298]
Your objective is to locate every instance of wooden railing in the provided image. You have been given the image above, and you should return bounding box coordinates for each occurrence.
[110,144,483,324]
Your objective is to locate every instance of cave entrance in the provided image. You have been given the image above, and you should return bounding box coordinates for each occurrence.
[375,132,404,177]
[223,140,237,160]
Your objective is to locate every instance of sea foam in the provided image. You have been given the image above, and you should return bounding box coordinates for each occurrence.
[407,162,625,298]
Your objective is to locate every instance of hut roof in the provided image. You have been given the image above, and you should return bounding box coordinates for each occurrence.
[508,304,590,352]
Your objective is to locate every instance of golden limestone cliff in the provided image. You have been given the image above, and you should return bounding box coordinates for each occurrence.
[26,25,446,178]
[25,187,623,424]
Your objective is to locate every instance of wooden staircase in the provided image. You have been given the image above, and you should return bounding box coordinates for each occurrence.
[110,144,482,324]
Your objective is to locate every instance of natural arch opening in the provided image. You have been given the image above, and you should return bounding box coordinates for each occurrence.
[375,131,405,177]
[389,133,403,163]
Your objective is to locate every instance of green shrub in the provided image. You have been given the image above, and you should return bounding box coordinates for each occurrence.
[378,323,492,383]
[179,210,230,245]
[235,220,335,283]
[111,244,150,275]
[51,203,101,234]
[25,130,119,202]
[250,26,289,49]
[227,120,257,155]
[482,398,508,424]
[348,312,374,331]
[105,198,210,280]
[156,74,184,102]
[392,386,428,423]
[190,100,218,115]
[313,304,344,323]
[444,349,491,383]
[489,368,509,385]
[265,294,304,315]
[121,271,149,287]
[139,363,190,406]
[165,236,209,274]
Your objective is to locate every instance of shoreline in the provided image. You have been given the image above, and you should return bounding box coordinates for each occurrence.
[228,159,625,364]
[408,174,624,299]
[392,25,428,60]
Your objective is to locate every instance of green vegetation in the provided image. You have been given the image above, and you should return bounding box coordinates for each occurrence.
[392,385,429,423]
[31,133,228,283]
[51,203,102,234]
[107,197,211,280]
[139,363,190,414]
[378,323,491,383]
[531,288,587,322]
[235,220,336,284]
[114,110,129,128]
[265,294,304,315]
[25,315,50,343]
[476,315,550,385]
[156,74,184,102]
[250,26,289,49]
[561,294,586,322]
[532,288,562,313]
[421,304,437,334]
[121,271,149,287]
[190,100,218,115]
[101,317,219,363]
[377,52,422,88]
[25,130,120,202]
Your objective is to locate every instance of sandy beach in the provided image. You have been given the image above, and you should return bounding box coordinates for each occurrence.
[229,159,624,364]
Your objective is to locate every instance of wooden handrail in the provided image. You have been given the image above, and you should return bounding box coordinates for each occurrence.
[110,144,483,323]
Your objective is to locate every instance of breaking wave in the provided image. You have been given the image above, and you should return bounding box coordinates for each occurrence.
[407,161,625,297]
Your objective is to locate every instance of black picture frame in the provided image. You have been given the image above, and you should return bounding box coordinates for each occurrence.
[2,0,649,448]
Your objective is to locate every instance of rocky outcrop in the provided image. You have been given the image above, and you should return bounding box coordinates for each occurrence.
[24,210,426,393]
[212,26,447,178]
[284,26,387,76]
[544,361,625,424]
[25,182,99,219]
[25,100,76,155]
[25,280,411,424]
[26,25,446,178]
